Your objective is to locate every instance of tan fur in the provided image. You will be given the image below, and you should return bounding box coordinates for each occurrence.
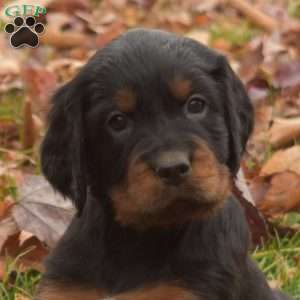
[169,78,191,102]
[114,88,137,113]
[191,142,231,204]
[110,140,231,229]
[35,280,199,300]
[115,283,198,300]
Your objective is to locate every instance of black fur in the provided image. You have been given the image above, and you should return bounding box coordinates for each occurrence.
[38,29,291,299]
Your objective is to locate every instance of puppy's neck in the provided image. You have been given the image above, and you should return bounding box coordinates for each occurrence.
[82,191,188,253]
[77,192,191,290]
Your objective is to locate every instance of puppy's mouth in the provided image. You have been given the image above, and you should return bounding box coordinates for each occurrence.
[110,142,231,229]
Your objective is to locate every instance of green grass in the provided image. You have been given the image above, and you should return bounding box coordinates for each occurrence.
[289,0,300,18]
[0,232,299,299]
[0,269,40,300]
[209,20,257,47]
[0,90,24,123]
[0,173,17,201]
[253,231,300,299]
[0,251,41,300]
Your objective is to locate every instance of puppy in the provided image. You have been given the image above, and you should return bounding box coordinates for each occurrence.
[35,29,291,300]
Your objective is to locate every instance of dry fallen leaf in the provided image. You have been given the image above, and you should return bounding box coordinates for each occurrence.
[269,117,300,148]
[42,27,94,49]
[0,259,5,280]
[0,234,47,274]
[247,103,273,164]
[258,171,300,216]
[249,176,271,207]
[234,169,268,245]
[47,0,90,14]
[0,199,14,220]
[0,216,19,252]
[22,97,36,149]
[95,21,125,49]
[260,145,300,176]
[21,65,57,120]
[12,175,75,248]
[0,34,22,93]
[273,60,300,89]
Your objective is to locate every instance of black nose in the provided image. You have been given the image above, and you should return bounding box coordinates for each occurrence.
[153,151,191,185]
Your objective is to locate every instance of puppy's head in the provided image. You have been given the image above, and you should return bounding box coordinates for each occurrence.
[41,29,253,229]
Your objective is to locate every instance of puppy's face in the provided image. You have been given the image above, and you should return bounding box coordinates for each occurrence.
[41,29,253,229]
[85,58,231,228]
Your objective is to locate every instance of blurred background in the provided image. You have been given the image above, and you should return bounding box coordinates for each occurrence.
[0,0,300,299]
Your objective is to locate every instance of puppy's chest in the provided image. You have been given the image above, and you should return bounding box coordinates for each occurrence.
[105,284,199,300]
[36,281,200,300]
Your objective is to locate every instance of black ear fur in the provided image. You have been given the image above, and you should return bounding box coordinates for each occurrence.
[40,80,87,213]
[218,55,254,174]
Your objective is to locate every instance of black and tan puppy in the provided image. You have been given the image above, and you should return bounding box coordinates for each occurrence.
[35,29,291,300]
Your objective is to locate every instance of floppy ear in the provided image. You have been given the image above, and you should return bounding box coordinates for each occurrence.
[40,80,87,213]
[217,55,254,175]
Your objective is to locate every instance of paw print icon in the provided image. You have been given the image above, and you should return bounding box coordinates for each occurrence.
[4,16,45,48]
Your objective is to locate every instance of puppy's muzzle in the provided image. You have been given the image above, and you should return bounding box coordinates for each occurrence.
[148,150,191,185]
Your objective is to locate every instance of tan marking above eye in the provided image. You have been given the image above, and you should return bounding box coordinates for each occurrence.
[114,88,137,113]
[168,78,192,102]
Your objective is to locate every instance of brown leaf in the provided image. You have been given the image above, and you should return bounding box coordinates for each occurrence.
[281,23,300,48]
[0,34,22,93]
[273,60,300,89]
[131,0,155,8]
[21,65,57,120]
[40,26,93,49]
[211,38,231,52]
[0,199,14,220]
[193,0,219,14]
[22,97,36,149]
[227,0,279,32]
[0,234,47,274]
[269,118,300,148]
[0,259,5,280]
[0,216,19,252]
[95,21,125,49]
[260,145,300,176]
[247,103,273,164]
[12,175,75,248]
[48,0,90,14]
[192,14,211,27]
[258,171,300,216]
[233,181,268,246]
[239,37,264,83]
[249,176,271,207]
[0,120,19,149]
[47,58,85,83]
[10,235,47,271]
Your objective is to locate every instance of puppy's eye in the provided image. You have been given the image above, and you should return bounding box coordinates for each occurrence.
[186,95,207,114]
[107,112,128,131]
